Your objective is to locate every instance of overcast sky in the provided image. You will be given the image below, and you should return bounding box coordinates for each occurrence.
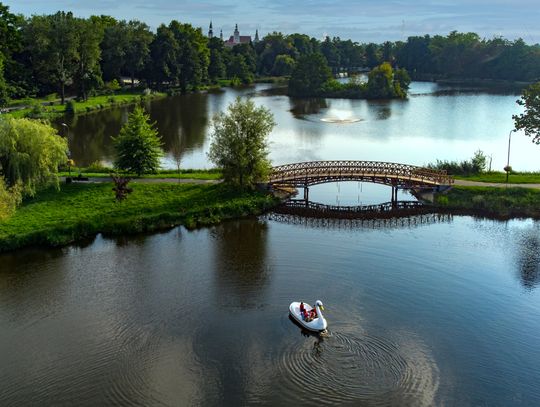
[5,0,540,44]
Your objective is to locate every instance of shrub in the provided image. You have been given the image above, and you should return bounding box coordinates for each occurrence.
[65,100,76,115]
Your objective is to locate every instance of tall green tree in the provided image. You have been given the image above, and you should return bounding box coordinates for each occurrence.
[114,106,163,175]
[0,117,68,195]
[25,12,79,103]
[0,54,8,106]
[168,21,209,92]
[513,82,540,145]
[147,24,178,87]
[288,53,332,97]
[208,97,275,189]
[75,17,103,100]
[124,20,153,87]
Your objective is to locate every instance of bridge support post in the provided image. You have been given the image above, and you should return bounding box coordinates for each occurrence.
[391,185,398,207]
[303,186,309,202]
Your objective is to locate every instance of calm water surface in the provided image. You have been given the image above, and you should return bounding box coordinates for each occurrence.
[60,82,538,172]
[1,215,540,406]
[3,83,540,406]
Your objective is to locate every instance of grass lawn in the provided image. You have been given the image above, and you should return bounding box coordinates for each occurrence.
[6,91,166,119]
[436,186,540,218]
[455,172,540,184]
[58,169,223,180]
[0,183,278,252]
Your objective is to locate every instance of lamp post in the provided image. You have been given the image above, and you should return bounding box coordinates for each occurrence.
[504,129,515,184]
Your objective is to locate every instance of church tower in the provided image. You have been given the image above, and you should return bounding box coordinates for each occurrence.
[208,21,213,38]
[234,23,240,44]
[254,29,259,43]
[220,29,223,41]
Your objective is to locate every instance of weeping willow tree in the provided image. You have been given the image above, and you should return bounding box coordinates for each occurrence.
[0,117,68,198]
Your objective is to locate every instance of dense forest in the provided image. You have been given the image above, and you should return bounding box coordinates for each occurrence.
[1,3,540,106]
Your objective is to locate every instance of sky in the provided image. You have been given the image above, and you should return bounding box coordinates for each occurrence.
[4,0,540,44]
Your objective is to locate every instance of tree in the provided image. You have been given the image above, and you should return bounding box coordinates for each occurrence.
[114,106,163,175]
[288,53,332,97]
[25,12,79,104]
[272,54,296,76]
[208,97,275,189]
[75,18,103,100]
[0,54,8,106]
[0,117,68,196]
[513,82,540,145]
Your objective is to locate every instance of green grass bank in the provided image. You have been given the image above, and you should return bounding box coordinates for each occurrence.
[0,183,279,253]
[456,171,540,184]
[59,168,222,180]
[6,91,166,119]
[435,186,540,219]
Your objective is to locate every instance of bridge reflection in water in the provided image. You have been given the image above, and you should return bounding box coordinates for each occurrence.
[265,198,452,229]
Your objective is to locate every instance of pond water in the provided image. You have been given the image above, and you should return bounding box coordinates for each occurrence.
[2,82,540,406]
[1,216,540,406]
[59,82,538,172]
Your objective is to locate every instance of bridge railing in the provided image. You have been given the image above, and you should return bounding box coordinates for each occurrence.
[269,160,453,186]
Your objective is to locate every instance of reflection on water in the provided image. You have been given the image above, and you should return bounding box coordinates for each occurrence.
[289,97,328,118]
[516,223,540,289]
[2,217,540,405]
[57,82,538,171]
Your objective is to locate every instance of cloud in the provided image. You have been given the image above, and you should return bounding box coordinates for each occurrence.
[4,0,540,43]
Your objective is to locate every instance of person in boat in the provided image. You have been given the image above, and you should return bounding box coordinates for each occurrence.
[309,308,317,319]
[300,302,308,320]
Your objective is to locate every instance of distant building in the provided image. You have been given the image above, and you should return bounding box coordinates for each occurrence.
[208,23,258,47]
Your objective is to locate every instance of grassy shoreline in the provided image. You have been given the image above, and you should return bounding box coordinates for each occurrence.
[59,168,222,180]
[0,183,279,253]
[456,171,540,184]
[434,186,540,219]
[6,91,167,119]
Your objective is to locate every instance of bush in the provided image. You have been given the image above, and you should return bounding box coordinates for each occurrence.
[428,150,487,175]
[65,100,76,115]
[0,179,22,220]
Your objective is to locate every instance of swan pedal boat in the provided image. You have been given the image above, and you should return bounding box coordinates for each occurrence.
[289,300,328,332]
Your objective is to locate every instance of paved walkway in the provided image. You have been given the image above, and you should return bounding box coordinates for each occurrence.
[454,179,540,189]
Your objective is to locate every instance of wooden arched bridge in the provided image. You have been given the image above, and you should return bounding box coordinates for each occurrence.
[268,160,453,202]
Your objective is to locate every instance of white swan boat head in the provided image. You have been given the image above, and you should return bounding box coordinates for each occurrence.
[289,300,328,332]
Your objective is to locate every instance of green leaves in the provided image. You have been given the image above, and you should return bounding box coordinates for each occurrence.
[513,82,540,145]
[208,98,275,189]
[113,106,163,176]
[0,116,68,196]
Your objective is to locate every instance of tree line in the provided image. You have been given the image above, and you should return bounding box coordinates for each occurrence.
[1,3,540,106]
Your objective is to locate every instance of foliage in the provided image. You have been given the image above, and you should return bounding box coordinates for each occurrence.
[113,106,163,176]
[111,173,133,201]
[208,98,275,189]
[365,62,409,99]
[428,150,487,175]
[272,54,296,76]
[0,178,22,220]
[0,182,278,252]
[288,53,333,97]
[513,82,540,145]
[0,54,8,106]
[0,116,68,195]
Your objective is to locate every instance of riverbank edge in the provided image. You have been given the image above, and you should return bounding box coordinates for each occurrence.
[0,183,283,253]
[433,185,540,220]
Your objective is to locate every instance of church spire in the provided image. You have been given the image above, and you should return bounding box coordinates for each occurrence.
[208,21,213,38]
[234,23,240,43]
[254,29,259,43]
[220,29,223,41]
